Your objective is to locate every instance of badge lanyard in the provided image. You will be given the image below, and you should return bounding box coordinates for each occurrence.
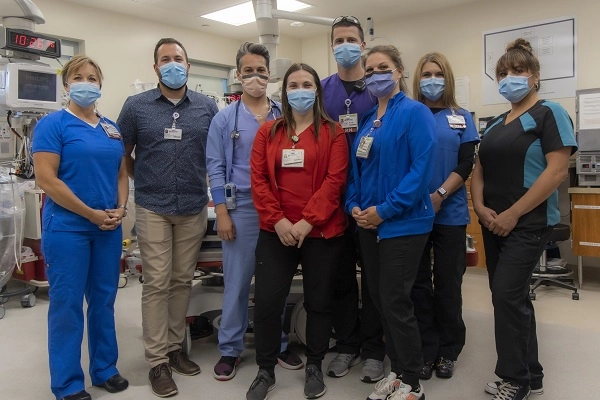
[339,98,359,133]
[164,111,182,140]
[356,118,381,159]
[445,109,467,129]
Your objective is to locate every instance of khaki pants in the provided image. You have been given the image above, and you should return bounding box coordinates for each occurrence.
[136,205,207,367]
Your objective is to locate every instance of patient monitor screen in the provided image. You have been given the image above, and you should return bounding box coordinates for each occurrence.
[18,69,57,102]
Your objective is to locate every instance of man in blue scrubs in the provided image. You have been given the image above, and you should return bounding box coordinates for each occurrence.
[207,42,303,382]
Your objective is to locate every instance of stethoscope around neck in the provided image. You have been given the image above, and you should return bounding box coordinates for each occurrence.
[230,99,279,139]
[230,100,242,139]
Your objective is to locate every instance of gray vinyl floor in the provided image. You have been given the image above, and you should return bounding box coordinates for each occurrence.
[1,267,599,400]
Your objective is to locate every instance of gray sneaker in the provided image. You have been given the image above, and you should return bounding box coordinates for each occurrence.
[327,353,361,377]
[304,365,326,399]
[360,359,384,383]
[485,380,543,395]
[246,369,276,400]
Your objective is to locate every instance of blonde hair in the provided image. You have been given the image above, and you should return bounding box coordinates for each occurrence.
[412,52,460,110]
[61,55,104,88]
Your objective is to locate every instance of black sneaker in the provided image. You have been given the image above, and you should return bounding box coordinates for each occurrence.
[246,369,276,400]
[60,391,91,400]
[304,365,326,399]
[435,357,455,378]
[277,350,304,370]
[418,360,435,380]
[491,382,531,400]
[213,356,242,381]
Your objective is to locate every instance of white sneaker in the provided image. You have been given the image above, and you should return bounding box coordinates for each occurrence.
[485,380,543,395]
[366,372,400,400]
[387,382,424,400]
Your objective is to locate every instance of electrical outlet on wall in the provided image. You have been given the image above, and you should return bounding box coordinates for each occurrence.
[0,122,10,139]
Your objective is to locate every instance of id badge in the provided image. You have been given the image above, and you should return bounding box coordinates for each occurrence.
[282,149,305,168]
[339,113,358,133]
[164,128,183,140]
[100,122,121,139]
[447,114,466,129]
[356,136,374,159]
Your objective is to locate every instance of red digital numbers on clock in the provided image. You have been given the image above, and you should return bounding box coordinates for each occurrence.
[5,28,60,57]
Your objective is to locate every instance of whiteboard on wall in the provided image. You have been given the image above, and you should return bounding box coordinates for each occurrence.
[482,17,576,105]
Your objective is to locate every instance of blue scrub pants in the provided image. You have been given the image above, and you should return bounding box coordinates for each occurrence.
[218,194,288,357]
[43,228,122,400]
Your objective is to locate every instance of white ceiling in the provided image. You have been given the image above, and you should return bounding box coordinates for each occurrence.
[60,0,482,41]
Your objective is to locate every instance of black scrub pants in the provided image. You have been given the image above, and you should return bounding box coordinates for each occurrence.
[253,230,344,371]
[411,224,467,362]
[331,222,385,361]
[482,226,553,388]
[358,228,428,389]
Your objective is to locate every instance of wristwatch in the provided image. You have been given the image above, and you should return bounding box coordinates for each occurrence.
[436,187,448,199]
[117,204,128,217]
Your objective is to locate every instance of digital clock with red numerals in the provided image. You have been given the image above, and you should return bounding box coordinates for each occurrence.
[1,27,61,58]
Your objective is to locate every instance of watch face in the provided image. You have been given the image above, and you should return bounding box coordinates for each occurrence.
[437,188,447,197]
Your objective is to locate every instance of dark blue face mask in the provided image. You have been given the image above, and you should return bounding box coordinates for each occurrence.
[159,62,188,90]
[365,69,398,98]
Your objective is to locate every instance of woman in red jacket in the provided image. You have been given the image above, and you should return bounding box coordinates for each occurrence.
[246,63,348,400]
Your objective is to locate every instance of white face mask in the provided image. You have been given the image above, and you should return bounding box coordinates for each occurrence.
[241,73,269,98]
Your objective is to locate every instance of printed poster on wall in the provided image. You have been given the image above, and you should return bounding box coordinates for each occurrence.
[482,17,576,105]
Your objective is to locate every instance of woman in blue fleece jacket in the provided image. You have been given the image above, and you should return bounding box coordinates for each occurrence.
[345,45,436,400]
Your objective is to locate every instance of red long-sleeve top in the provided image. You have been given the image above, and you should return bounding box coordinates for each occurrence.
[250,118,348,238]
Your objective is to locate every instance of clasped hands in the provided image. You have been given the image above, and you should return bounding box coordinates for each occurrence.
[352,206,383,230]
[91,208,125,231]
[474,205,518,237]
[274,218,313,247]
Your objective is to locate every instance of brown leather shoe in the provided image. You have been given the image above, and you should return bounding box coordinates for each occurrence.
[149,363,178,398]
[167,349,201,376]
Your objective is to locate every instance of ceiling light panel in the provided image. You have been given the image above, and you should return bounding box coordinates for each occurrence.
[201,0,310,26]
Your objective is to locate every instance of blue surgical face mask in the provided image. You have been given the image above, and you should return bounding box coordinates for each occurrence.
[159,62,188,90]
[420,77,445,101]
[287,89,316,114]
[333,43,362,69]
[498,75,532,103]
[365,69,398,98]
[68,82,101,107]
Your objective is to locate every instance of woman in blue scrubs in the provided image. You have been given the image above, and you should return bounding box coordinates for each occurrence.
[411,52,480,380]
[32,55,129,400]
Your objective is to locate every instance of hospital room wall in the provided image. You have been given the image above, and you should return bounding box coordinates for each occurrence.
[30,0,303,120]
[305,0,599,120]
[302,0,600,268]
